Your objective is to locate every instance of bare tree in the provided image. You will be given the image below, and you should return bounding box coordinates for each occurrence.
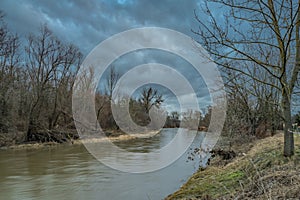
[194,0,300,156]
[47,43,81,130]
[105,65,120,100]
[139,87,164,113]
[0,12,20,133]
[222,65,281,138]
[25,25,81,141]
[93,65,120,130]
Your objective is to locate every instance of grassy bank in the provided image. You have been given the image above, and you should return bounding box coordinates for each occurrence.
[166,133,300,199]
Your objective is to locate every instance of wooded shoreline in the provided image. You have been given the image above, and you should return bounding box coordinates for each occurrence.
[0,129,160,150]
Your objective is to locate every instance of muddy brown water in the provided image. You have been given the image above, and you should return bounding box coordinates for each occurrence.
[0,129,205,200]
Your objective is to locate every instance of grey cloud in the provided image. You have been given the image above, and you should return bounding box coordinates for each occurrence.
[1,0,202,54]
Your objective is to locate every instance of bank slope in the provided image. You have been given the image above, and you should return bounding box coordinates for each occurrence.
[166,133,300,199]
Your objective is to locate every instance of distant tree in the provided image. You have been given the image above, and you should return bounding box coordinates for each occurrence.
[139,87,164,113]
[93,65,121,130]
[164,111,181,128]
[129,98,149,126]
[199,106,211,127]
[105,65,120,101]
[170,111,180,120]
[181,109,202,130]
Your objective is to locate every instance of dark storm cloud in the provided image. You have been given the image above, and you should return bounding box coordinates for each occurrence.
[1,0,202,53]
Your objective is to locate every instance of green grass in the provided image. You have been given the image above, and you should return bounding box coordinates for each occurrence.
[167,166,246,199]
[166,134,300,199]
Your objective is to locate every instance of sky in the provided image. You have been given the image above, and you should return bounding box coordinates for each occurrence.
[0,0,217,114]
[1,0,204,53]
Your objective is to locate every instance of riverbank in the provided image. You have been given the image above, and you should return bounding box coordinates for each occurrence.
[72,130,160,144]
[0,129,160,150]
[166,133,300,199]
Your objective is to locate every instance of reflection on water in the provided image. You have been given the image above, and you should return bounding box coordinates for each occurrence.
[0,129,204,200]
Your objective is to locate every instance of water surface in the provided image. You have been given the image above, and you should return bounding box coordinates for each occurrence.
[0,129,204,200]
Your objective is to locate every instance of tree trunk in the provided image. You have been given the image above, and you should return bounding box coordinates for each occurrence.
[26,117,36,142]
[282,93,294,157]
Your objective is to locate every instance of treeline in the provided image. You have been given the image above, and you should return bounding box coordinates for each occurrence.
[1,10,209,146]
[0,14,83,145]
[0,15,159,146]
[0,11,216,147]
[96,80,165,131]
[165,108,212,131]
[0,14,166,146]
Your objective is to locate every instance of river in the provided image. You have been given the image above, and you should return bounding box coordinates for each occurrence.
[0,128,204,200]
